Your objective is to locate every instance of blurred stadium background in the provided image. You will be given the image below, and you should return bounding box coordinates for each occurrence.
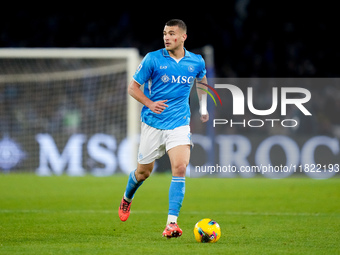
[0,2,339,177]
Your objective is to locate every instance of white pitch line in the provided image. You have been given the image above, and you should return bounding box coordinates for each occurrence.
[131,210,339,217]
[0,209,338,217]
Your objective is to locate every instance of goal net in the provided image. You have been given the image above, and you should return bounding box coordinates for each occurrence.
[0,48,140,175]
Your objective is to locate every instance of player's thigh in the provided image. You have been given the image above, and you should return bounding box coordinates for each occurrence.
[167,145,191,177]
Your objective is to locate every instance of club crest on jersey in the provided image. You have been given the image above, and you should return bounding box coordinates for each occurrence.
[188,65,195,72]
[161,74,170,83]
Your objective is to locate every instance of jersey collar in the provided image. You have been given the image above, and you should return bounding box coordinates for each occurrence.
[162,47,191,58]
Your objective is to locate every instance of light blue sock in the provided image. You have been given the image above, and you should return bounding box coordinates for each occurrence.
[124,170,143,201]
[168,176,185,217]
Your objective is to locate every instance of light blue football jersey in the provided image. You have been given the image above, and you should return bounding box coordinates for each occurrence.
[133,48,206,130]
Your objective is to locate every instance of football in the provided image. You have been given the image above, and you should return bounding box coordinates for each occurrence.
[193,218,221,243]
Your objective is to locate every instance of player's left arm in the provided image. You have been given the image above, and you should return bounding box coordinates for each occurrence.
[196,75,209,123]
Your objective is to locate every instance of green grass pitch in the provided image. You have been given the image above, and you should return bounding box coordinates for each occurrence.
[0,174,339,254]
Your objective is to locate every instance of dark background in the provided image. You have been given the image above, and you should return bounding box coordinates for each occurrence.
[0,1,339,176]
[1,1,338,77]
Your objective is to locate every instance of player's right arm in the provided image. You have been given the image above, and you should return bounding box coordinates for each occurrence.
[128,80,168,114]
[130,53,168,114]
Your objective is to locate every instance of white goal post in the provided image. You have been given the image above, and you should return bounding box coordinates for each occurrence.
[0,48,141,174]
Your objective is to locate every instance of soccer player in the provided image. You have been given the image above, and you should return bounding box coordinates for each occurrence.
[118,19,209,238]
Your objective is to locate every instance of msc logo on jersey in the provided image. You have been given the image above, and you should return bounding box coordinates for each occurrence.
[161,74,194,84]
[171,75,194,84]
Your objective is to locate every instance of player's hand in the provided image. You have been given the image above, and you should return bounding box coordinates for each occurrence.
[149,100,168,114]
[200,113,209,123]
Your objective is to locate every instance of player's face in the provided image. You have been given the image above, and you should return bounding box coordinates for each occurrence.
[163,25,187,51]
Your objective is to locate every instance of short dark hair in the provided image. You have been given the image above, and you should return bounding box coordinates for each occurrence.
[165,19,187,33]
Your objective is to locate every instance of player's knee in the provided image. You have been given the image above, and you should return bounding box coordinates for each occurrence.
[135,168,152,182]
[136,171,150,181]
[173,163,187,177]
[140,172,151,181]
[136,162,154,181]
